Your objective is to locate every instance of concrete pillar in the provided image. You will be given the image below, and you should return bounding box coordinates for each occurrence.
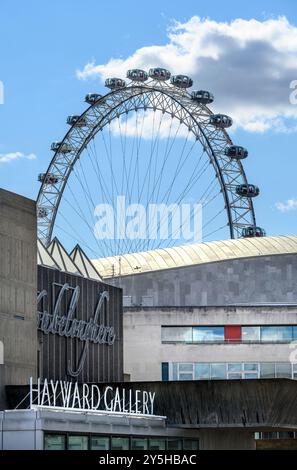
[0,189,37,408]
[199,429,256,450]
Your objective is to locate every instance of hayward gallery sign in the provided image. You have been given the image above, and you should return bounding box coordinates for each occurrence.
[37,283,115,376]
[29,378,158,417]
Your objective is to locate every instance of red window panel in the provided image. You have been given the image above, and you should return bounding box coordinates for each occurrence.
[225,325,241,343]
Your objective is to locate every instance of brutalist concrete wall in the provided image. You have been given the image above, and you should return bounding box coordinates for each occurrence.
[123,306,297,381]
[0,188,37,408]
[115,253,297,306]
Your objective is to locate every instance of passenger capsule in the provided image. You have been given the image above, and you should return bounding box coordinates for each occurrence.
[127,69,148,82]
[105,78,126,90]
[191,90,214,104]
[67,115,87,127]
[210,114,233,128]
[148,68,171,81]
[50,141,72,153]
[170,75,193,88]
[242,226,266,238]
[225,146,248,159]
[37,207,49,218]
[236,184,259,198]
[38,173,59,185]
[85,93,102,104]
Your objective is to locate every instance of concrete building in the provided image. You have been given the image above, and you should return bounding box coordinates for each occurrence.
[2,187,297,450]
[94,236,297,306]
[92,237,297,384]
[123,305,297,382]
[0,189,37,408]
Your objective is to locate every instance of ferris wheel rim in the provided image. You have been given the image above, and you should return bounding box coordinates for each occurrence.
[37,79,257,249]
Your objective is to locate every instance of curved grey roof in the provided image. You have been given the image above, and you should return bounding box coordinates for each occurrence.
[92,235,297,278]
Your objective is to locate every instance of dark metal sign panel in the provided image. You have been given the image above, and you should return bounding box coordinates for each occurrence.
[37,265,123,383]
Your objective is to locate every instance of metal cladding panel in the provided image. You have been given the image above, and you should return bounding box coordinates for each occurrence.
[37,265,123,383]
[6,379,297,429]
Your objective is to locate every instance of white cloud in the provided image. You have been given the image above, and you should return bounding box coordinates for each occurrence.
[110,109,191,140]
[275,198,297,212]
[0,152,37,164]
[77,16,297,133]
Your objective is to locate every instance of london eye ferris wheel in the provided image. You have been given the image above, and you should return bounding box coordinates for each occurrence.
[37,67,265,259]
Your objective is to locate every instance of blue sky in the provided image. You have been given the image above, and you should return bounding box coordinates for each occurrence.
[0,0,297,252]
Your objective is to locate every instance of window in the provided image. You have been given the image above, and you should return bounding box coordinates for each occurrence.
[260,363,275,378]
[162,325,297,344]
[261,326,292,342]
[178,363,194,381]
[242,326,260,342]
[90,436,109,450]
[279,432,295,439]
[194,363,210,380]
[45,434,198,450]
[111,437,130,450]
[183,439,199,450]
[244,363,258,372]
[227,363,242,379]
[131,438,148,450]
[275,362,291,378]
[170,362,292,381]
[172,363,178,380]
[161,327,192,342]
[149,438,166,450]
[44,434,66,450]
[167,438,183,450]
[193,326,224,342]
[243,363,259,379]
[244,373,258,379]
[228,363,242,373]
[210,363,226,379]
[68,435,88,450]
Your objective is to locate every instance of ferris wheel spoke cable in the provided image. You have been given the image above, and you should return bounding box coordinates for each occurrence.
[118,113,140,255]
[99,126,134,256]
[144,136,200,252]
[139,146,209,253]
[136,110,147,202]
[202,207,226,231]
[152,119,182,204]
[202,224,227,240]
[129,111,145,206]
[129,111,167,253]
[61,191,112,257]
[135,118,183,253]
[100,130,120,203]
[137,110,162,203]
[164,198,225,251]
[152,161,218,251]
[117,114,129,198]
[70,162,116,257]
[55,219,99,258]
[147,112,172,204]
[84,145,124,256]
[68,169,115,257]
[85,142,113,205]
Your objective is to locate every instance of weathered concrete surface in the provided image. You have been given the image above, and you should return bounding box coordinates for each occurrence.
[0,189,37,407]
[123,306,297,381]
[115,253,297,306]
